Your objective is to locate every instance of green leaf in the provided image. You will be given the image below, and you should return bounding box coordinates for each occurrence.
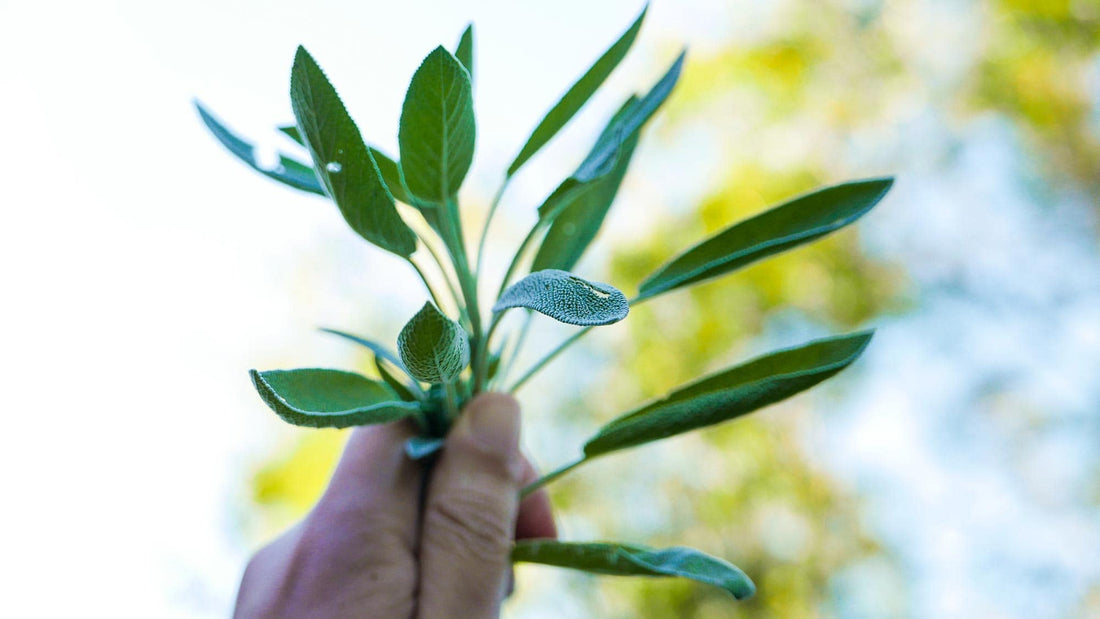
[290,46,418,257]
[398,47,476,204]
[583,331,873,456]
[636,178,893,301]
[506,5,647,178]
[405,436,446,460]
[277,123,304,145]
[194,101,325,196]
[397,302,471,384]
[512,540,755,600]
[494,269,629,326]
[375,357,421,402]
[319,327,408,373]
[455,24,474,81]
[366,147,415,205]
[250,368,422,428]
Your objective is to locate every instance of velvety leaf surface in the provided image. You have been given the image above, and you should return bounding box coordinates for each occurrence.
[290,47,417,257]
[493,269,629,326]
[584,331,874,456]
[397,302,471,384]
[250,368,421,428]
[195,102,324,196]
[506,5,647,178]
[398,47,476,203]
[512,540,755,600]
[636,178,893,300]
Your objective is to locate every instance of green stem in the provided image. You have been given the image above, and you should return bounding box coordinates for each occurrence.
[406,257,448,315]
[508,326,594,393]
[496,219,546,298]
[475,178,509,278]
[493,310,533,389]
[520,457,586,499]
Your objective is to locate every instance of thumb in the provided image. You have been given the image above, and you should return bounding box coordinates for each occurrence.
[417,393,523,619]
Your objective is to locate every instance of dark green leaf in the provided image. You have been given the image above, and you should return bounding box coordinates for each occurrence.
[366,147,415,205]
[290,46,418,257]
[375,357,421,402]
[194,101,325,196]
[455,24,474,81]
[319,327,407,372]
[506,5,647,178]
[397,302,470,384]
[512,540,755,600]
[398,47,476,203]
[584,331,874,456]
[405,436,446,460]
[250,368,421,428]
[636,178,893,301]
[494,269,629,326]
[277,123,304,145]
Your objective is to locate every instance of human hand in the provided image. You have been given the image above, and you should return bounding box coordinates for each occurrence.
[234,393,556,618]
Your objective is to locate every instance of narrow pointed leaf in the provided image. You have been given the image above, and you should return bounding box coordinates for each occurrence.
[397,302,470,384]
[636,178,893,301]
[405,436,446,460]
[250,368,421,428]
[455,24,474,81]
[277,123,304,145]
[494,269,628,326]
[290,46,417,257]
[584,331,874,457]
[319,327,408,373]
[512,540,755,600]
[398,47,476,203]
[375,357,421,402]
[506,5,647,178]
[194,102,325,196]
[366,147,415,205]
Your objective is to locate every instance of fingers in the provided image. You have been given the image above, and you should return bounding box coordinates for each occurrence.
[417,393,524,619]
[515,457,556,541]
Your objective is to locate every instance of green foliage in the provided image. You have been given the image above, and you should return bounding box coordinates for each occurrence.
[198,7,892,607]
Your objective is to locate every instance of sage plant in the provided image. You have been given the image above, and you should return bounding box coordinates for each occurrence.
[197,5,891,602]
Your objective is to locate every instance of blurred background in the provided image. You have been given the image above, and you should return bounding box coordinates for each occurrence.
[3,0,1098,616]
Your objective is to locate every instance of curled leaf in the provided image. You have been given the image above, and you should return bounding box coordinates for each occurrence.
[250,368,421,428]
[494,269,628,326]
[398,302,471,384]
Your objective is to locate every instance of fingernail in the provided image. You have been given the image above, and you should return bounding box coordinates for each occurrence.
[464,394,521,454]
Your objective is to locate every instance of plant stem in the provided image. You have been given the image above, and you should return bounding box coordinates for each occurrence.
[519,457,586,499]
[475,178,509,278]
[508,326,594,393]
[406,257,448,314]
[496,218,545,298]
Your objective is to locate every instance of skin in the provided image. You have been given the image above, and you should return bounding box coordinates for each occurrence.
[234,393,556,618]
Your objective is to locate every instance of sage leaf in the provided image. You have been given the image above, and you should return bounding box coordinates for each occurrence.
[375,357,421,402]
[636,178,893,301]
[506,5,647,178]
[366,147,415,205]
[512,540,755,600]
[405,436,446,460]
[277,123,304,145]
[250,368,421,428]
[494,269,628,326]
[398,302,471,384]
[398,47,476,204]
[194,102,325,196]
[319,327,408,373]
[290,46,417,257]
[455,24,474,81]
[584,330,874,457]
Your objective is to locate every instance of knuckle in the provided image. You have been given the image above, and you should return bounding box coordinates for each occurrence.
[425,489,514,564]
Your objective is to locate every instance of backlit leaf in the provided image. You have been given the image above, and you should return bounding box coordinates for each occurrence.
[584,331,874,456]
[290,46,418,257]
[636,178,893,301]
[194,101,324,196]
[494,269,629,326]
[455,24,474,80]
[397,302,471,384]
[398,47,476,203]
[506,5,647,178]
[366,147,414,205]
[250,368,421,428]
[512,540,755,600]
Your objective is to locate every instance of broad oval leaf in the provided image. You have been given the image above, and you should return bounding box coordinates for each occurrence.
[494,269,629,326]
[584,331,874,457]
[290,47,417,257]
[512,540,755,600]
[506,5,647,178]
[250,368,421,428]
[636,178,893,301]
[455,24,474,81]
[398,47,476,204]
[194,102,325,196]
[398,302,471,384]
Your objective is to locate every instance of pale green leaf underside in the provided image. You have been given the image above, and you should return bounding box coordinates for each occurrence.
[584,331,874,456]
[506,5,647,178]
[455,24,474,80]
[194,102,325,196]
[290,46,417,257]
[637,178,893,300]
[398,302,471,384]
[512,540,755,600]
[398,46,476,203]
[494,269,629,326]
[250,368,421,428]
